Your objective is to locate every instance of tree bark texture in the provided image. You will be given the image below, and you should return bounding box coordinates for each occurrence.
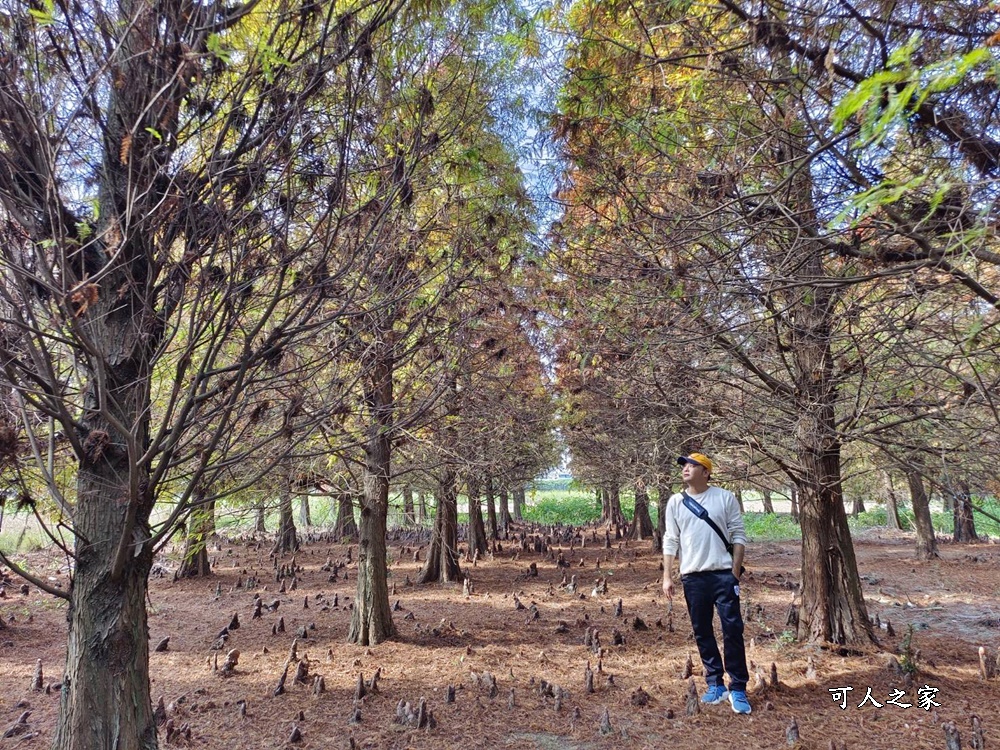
[55,202,159,748]
[656,485,670,537]
[484,476,498,541]
[498,487,512,532]
[952,481,978,543]
[882,471,901,531]
[779,102,874,647]
[850,495,865,517]
[402,484,415,526]
[273,485,299,554]
[906,466,938,560]
[630,485,654,540]
[349,354,395,645]
[52,3,168,738]
[55,525,156,750]
[467,478,488,558]
[335,491,359,539]
[56,362,157,750]
[299,495,312,528]
[761,489,774,514]
[179,498,214,578]
[512,486,525,521]
[417,492,427,525]
[602,485,624,528]
[789,247,874,648]
[418,474,462,584]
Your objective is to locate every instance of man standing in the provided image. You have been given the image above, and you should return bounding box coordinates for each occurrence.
[662,453,751,714]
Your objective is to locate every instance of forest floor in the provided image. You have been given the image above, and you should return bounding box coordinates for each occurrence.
[0,525,997,750]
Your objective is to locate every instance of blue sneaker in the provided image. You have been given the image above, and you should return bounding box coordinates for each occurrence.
[701,684,729,704]
[729,690,752,714]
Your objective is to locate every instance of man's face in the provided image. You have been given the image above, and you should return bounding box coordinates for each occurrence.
[682,461,706,483]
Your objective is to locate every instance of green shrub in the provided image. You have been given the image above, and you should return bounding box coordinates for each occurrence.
[743,512,802,541]
[523,493,601,525]
[850,506,889,529]
[928,497,1000,537]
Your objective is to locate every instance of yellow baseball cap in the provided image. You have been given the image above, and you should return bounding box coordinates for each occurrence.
[677,453,713,473]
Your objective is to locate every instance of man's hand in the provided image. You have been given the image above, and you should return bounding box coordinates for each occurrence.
[662,554,676,600]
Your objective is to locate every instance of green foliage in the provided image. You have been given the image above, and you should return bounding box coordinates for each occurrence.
[0,516,49,554]
[27,0,55,26]
[523,491,601,525]
[898,624,919,675]
[849,506,889,529]
[206,33,233,64]
[743,511,802,541]
[929,497,1000,537]
[832,35,992,140]
[530,478,575,493]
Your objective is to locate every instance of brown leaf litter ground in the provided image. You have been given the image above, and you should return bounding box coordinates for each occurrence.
[0,526,997,749]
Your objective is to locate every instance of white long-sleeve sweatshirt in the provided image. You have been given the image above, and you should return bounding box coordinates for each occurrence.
[662,486,747,575]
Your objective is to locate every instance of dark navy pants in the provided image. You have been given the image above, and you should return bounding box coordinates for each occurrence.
[681,569,749,692]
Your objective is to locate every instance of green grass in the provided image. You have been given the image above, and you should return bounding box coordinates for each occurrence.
[523,487,650,525]
[930,497,1000,537]
[0,521,51,554]
[523,491,602,524]
[743,511,802,541]
[529,478,576,493]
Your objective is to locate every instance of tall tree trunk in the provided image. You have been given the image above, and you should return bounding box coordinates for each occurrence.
[512,486,525,521]
[734,488,745,513]
[335,492,359,539]
[273,483,299,555]
[952,480,978,543]
[883,471,901,531]
[179,496,214,578]
[783,111,874,647]
[498,487,512,532]
[402,484,415,526]
[906,466,938,559]
[417,491,428,525]
[55,286,157,750]
[656,485,670,537]
[850,495,865,517]
[55,519,156,750]
[47,0,196,740]
[467,478,488,558]
[653,485,669,553]
[485,476,498,542]
[255,500,267,534]
[789,486,799,522]
[789,276,873,648]
[600,486,611,523]
[417,474,462,583]
[604,485,624,530]
[761,489,774,514]
[629,485,654,540]
[299,495,312,528]
[348,352,395,646]
[656,484,673,539]
[788,244,874,647]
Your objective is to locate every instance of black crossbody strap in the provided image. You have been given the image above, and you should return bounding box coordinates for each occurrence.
[681,491,734,555]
